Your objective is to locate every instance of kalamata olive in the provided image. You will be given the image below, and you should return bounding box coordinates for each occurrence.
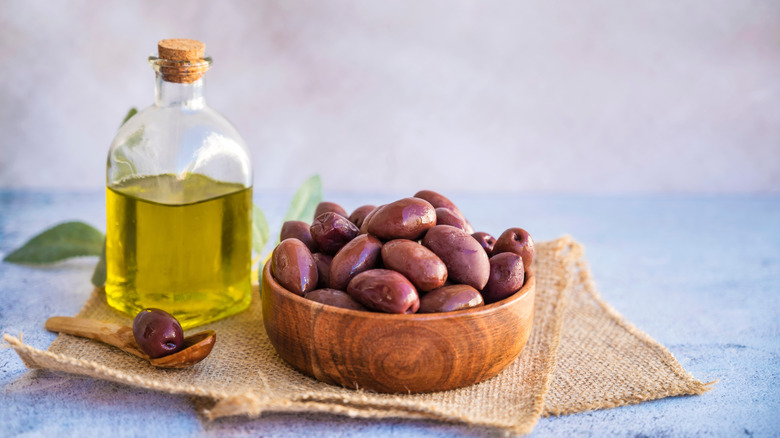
[347,269,420,314]
[472,231,496,257]
[435,208,468,231]
[413,190,463,217]
[381,239,447,292]
[349,205,376,228]
[418,285,484,313]
[422,225,490,290]
[132,308,184,358]
[310,212,360,255]
[314,202,348,219]
[304,288,367,311]
[329,234,383,290]
[366,198,436,240]
[271,238,318,295]
[280,220,318,253]
[359,205,383,235]
[312,252,333,289]
[492,227,535,271]
[413,190,474,233]
[482,252,525,304]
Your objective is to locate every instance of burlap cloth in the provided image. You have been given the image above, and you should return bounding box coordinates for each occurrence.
[3,236,711,435]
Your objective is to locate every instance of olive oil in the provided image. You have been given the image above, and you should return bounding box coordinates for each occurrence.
[105,173,252,329]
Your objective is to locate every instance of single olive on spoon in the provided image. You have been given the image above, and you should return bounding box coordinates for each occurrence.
[44,316,216,368]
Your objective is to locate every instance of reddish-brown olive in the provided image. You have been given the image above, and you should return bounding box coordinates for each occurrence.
[482,252,525,304]
[418,285,484,313]
[381,239,447,292]
[346,269,420,314]
[329,234,383,290]
[358,204,383,235]
[422,225,490,290]
[280,220,318,253]
[413,190,463,217]
[493,227,535,271]
[310,212,360,255]
[435,208,468,231]
[304,288,367,311]
[472,231,497,257]
[349,205,376,228]
[366,198,436,240]
[271,238,318,295]
[312,252,333,289]
[314,202,348,219]
[413,190,473,233]
[132,308,184,358]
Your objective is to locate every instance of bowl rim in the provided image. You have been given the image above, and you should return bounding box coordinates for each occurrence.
[262,261,535,321]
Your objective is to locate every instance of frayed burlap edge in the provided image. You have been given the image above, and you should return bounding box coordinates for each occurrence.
[0,334,548,435]
[3,333,232,399]
[540,255,714,417]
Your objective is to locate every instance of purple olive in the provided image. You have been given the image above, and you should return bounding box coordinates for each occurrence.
[349,205,377,228]
[314,202,348,219]
[413,190,464,218]
[422,225,490,290]
[359,205,383,235]
[272,238,319,295]
[347,269,420,314]
[418,285,484,313]
[305,288,367,311]
[482,252,525,304]
[493,227,535,271]
[280,220,318,253]
[329,234,383,290]
[312,252,333,289]
[435,208,468,231]
[381,239,447,292]
[366,198,436,240]
[310,212,360,255]
[471,231,496,257]
[414,190,474,233]
[132,308,184,358]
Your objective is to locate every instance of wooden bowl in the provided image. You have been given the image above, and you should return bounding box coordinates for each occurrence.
[261,262,535,394]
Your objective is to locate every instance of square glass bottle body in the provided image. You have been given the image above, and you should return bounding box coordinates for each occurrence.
[105,174,252,329]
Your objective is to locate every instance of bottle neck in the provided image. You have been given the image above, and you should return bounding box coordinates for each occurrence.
[154,74,206,109]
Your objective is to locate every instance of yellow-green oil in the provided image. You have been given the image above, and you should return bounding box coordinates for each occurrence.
[105,173,252,329]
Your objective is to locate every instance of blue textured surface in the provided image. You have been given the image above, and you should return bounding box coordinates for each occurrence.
[1,190,779,437]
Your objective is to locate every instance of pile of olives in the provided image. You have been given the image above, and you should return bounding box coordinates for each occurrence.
[270,190,534,314]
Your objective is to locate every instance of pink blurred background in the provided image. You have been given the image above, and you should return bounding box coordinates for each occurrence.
[1,0,778,193]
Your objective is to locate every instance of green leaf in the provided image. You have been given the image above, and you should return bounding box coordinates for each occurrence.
[252,204,270,255]
[91,239,107,287]
[283,175,322,223]
[121,108,138,126]
[4,222,105,264]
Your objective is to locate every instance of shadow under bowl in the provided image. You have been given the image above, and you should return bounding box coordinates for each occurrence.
[261,261,535,394]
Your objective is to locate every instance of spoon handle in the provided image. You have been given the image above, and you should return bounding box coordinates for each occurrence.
[45,316,146,359]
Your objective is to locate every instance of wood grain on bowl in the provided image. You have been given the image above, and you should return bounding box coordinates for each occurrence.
[261,262,535,394]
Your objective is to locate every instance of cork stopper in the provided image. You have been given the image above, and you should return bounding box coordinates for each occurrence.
[152,38,210,84]
[158,39,205,62]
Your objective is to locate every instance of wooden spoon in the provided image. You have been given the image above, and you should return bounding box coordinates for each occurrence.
[45,316,216,369]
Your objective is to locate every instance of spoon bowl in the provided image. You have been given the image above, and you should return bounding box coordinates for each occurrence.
[45,316,216,368]
[149,329,216,368]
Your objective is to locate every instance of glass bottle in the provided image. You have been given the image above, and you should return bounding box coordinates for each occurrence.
[105,39,253,329]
